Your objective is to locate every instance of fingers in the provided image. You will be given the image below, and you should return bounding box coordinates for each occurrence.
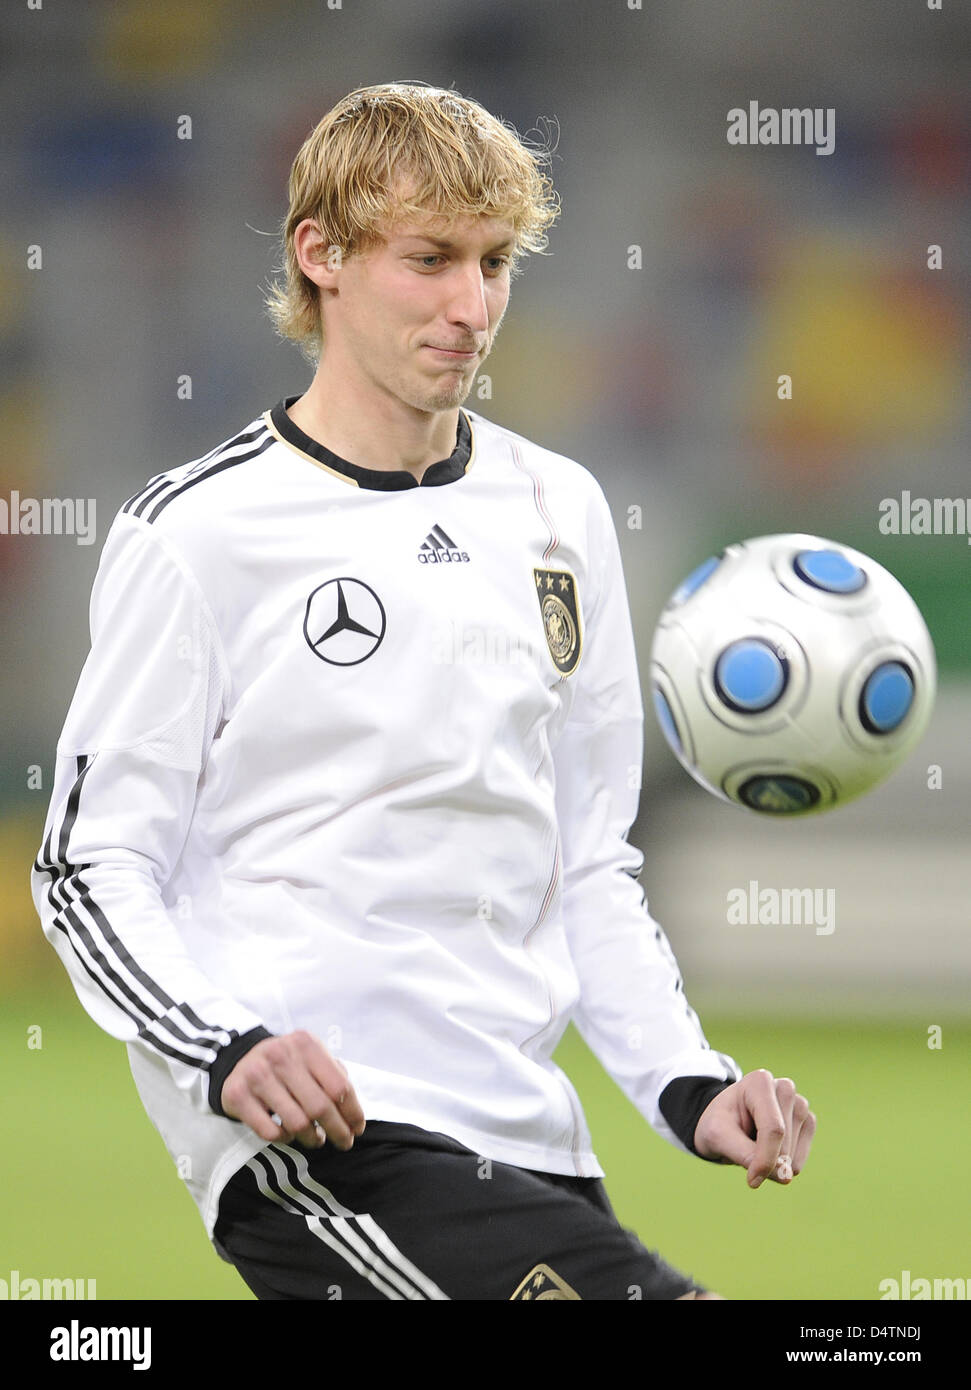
[331,1060,367,1139]
[767,1077,817,1184]
[743,1070,788,1188]
[692,1068,816,1189]
[767,1076,796,1184]
[219,1031,366,1151]
[221,1089,292,1144]
[747,1073,816,1188]
[790,1092,817,1176]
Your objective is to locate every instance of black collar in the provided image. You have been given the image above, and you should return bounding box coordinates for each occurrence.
[270,396,473,491]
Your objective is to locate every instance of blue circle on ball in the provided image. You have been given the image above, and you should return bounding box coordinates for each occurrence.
[793,548,867,594]
[653,688,682,755]
[860,661,914,733]
[715,639,787,712]
[672,555,721,605]
[738,775,820,813]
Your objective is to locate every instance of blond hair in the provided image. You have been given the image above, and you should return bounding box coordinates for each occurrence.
[264,82,560,362]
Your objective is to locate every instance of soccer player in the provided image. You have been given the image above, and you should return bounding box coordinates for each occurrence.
[32,82,815,1301]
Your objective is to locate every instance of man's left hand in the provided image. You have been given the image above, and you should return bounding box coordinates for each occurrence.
[693,1070,816,1188]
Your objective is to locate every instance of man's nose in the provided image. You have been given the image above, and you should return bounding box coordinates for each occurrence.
[446,263,490,334]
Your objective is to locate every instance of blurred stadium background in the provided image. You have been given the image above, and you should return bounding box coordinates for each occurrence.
[2,0,968,1300]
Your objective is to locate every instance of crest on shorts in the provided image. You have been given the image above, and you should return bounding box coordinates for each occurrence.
[510,1263,581,1301]
[533,568,582,676]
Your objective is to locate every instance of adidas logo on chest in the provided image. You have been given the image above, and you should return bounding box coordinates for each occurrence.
[418,524,470,564]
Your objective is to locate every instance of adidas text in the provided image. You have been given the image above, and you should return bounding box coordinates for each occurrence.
[418,550,470,564]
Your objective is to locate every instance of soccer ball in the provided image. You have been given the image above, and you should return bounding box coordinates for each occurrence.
[649,534,936,814]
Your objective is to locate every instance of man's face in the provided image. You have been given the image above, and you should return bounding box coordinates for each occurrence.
[323,208,515,415]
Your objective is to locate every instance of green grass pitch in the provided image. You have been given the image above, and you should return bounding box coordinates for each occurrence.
[3,971,967,1301]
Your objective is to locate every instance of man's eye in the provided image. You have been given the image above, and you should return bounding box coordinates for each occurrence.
[411,255,509,271]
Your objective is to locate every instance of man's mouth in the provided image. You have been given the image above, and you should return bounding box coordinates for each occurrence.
[424,345,480,357]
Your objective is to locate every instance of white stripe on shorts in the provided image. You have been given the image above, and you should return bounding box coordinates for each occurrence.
[247,1145,450,1301]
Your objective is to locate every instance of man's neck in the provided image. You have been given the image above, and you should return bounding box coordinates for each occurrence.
[286,372,460,484]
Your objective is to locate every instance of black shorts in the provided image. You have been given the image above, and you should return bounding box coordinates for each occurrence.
[213,1120,706,1301]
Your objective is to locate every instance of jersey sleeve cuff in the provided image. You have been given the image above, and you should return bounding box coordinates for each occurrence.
[659,1075,737,1158]
[207,1026,275,1118]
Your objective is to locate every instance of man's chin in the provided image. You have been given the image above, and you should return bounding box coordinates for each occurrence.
[411,381,474,413]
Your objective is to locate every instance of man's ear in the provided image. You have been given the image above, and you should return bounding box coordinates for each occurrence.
[294,219,345,289]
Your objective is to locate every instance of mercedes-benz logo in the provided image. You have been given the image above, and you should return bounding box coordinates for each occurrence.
[303,577,386,666]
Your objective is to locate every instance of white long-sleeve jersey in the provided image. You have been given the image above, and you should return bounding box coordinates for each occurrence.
[32,399,740,1238]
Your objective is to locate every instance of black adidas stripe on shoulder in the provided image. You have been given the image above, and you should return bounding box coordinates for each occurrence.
[147,429,275,524]
[122,422,273,523]
[121,421,266,516]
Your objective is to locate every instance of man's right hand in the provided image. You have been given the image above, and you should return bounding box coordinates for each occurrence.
[220,1030,366,1150]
